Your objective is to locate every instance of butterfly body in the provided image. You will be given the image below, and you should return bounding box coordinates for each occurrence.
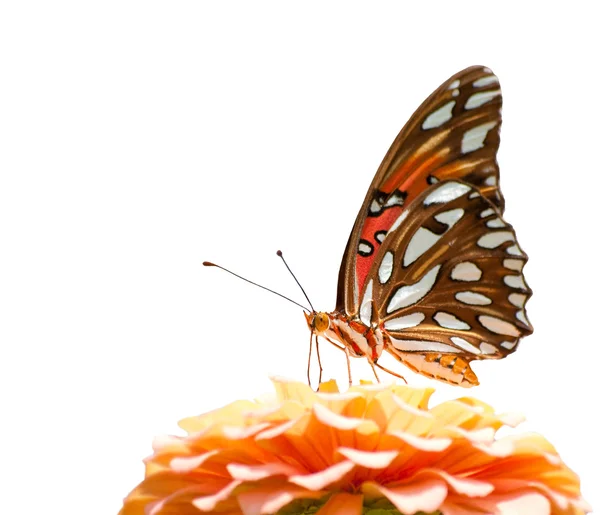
[310,66,532,387]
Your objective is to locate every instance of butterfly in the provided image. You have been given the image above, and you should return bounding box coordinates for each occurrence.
[304,65,532,387]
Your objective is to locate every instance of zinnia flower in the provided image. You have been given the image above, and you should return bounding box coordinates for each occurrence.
[120,378,590,515]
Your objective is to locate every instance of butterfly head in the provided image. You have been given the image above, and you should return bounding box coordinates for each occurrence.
[304,311,330,334]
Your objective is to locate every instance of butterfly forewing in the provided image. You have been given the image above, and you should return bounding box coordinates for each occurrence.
[338,66,505,315]
[358,180,532,379]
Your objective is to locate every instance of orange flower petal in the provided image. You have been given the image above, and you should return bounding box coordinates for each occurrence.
[364,479,448,514]
[236,486,324,515]
[121,378,590,515]
[318,492,363,515]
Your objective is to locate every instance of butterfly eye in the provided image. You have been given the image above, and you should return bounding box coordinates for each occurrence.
[313,313,330,333]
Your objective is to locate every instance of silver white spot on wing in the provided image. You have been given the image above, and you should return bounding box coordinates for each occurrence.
[508,293,527,308]
[486,217,506,228]
[389,209,409,233]
[465,90,501,109]
[506,244,524,256]
[378,251,394,284]
[384,192,405,208]
[384,312,425,330]
[451,261,482,281]
[389,338,460,354]
[479,342,498,355]
[422,101,455,130]
[480,208,495,218]
[387,265,441,312]
[358,241,373,255]
[424,181,471,205]
[404,228,441,267]
[473,75,499,88]
[434,208,464,228]
[516,309,531,326]
[477,231,515,249]
[503,259,524,271]
[434,312,471,330]
[461,122,497,154]
[484,175,497,186]
[450,336,481,354]
[452,89,459,97]
[455,291,492,305]
[369,199,382,214]
[479,315,520,336]
[360,279,373,326]
[501,340,518,350]
[468,191,480,199]
[504,275,527,289]
[448,79,460,89]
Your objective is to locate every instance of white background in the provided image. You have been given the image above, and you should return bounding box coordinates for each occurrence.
[1,2,598,514]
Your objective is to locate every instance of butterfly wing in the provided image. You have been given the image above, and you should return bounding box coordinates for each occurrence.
[338,66,504,315]
[357,180,532,386]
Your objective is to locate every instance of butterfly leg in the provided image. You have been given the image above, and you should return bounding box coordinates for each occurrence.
[344,346,353,386]
[315,336,323,385]
[369,360,381,383]
[307,332,314,389]
[321,335,353,386]
[373,360,408,384]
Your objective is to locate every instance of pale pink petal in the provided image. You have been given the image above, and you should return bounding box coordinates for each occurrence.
[289,460,355,490]
[433,469,493,497]
[364,479,448,515]
[237,487,324,515]
[317,492,363,515]
[439,500,490,515]
[491,478,586,512]
[226,462,301,481]
[391,393,434,418]
[317,391,363,402]
[255,418,299,440]
[152,434,187,451]
[337,447,398,468]
[494,491,551,514]
[170,450,219,472]
[496,411,525,427]
[389,385,435,409]
[312,403,365,430]
[192,480,241,511]
[444,426,496,444]
[222,422,272,439]
[271,375,320,405]
[389,430,452,452]
[448,492,551,515]
[474,438,516,457]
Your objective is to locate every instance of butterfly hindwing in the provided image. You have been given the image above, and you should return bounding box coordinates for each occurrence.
[338,66,505,316]
[356,179,531,383]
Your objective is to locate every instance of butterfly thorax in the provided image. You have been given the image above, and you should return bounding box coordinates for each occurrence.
[304,311,386,361]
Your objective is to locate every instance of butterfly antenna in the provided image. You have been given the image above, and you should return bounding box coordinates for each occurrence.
[276,250,315,312]
[203,261,310,312]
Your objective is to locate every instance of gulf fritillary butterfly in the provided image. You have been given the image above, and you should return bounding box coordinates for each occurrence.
[303,65,532,387]
[206,65,532,388]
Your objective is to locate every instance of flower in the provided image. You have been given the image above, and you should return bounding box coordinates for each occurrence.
[119,378,590,515]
